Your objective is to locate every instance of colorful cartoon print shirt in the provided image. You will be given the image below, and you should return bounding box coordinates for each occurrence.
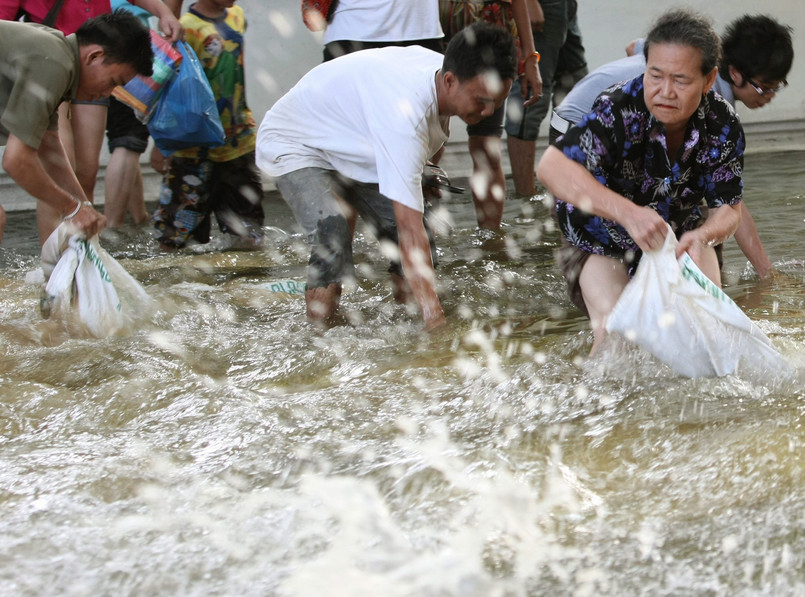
[175,5,255,161]
[554,74,745,274]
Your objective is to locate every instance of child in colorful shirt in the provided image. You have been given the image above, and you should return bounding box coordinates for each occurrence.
[153,0,264,249]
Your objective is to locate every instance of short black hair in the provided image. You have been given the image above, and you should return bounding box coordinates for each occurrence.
[643,8,721,75]
[720,14,793,82]
[442,22,517,83]
[76,8,153,77]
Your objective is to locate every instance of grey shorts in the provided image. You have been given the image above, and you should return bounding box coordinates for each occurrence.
[275,167,436,289]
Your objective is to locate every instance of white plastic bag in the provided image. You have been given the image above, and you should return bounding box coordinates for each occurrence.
[40,223,153,338]
[605,226,790,378]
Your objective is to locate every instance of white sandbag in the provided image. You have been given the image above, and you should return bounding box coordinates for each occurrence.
[40,223,153,338]
[605,226,791,378]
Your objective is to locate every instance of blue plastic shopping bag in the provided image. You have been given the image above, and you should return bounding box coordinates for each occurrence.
[147,41,225,155]
[112,30,183,117]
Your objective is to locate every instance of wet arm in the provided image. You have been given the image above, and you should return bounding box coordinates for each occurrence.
[393,201,446,331]
[3,131,105,238]
[734,202,774,279]
[677,203,742,261]
[536,145,668,251]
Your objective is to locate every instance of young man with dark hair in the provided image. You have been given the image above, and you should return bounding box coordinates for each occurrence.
[0,1,183,234]
[0,9,154,243]
[718,14,793,110]
[257,22,517,331]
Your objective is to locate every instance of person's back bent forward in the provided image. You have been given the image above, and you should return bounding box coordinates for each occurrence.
[256,23,517,331]
[0,10,154,244]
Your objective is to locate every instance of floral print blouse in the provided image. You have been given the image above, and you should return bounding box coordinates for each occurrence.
[554,74,745,274]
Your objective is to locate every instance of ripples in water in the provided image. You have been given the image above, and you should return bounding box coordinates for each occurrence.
[1,152,805,595]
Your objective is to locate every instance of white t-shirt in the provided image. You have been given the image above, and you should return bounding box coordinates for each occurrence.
[256,46,449,213]
[323,0,443,44]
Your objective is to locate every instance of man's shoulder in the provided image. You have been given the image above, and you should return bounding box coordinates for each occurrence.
[578,55,646,97]
[0,22,76,69]
[323,46,442,91]
[558,57,645,121]
[0,20,68,44]
[587,74,648,123]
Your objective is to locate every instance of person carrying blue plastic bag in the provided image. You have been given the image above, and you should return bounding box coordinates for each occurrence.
[150,0,264,251]
[146,40,224,154]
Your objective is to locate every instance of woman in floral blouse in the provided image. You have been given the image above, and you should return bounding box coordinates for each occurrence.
[537,8,743,353]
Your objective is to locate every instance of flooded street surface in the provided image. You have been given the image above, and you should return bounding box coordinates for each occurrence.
[1,151,805,595]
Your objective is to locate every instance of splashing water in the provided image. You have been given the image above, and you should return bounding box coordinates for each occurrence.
[1,152,805,595]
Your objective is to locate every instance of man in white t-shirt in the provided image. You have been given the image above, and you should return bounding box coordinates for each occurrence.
[257,23,517,331]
